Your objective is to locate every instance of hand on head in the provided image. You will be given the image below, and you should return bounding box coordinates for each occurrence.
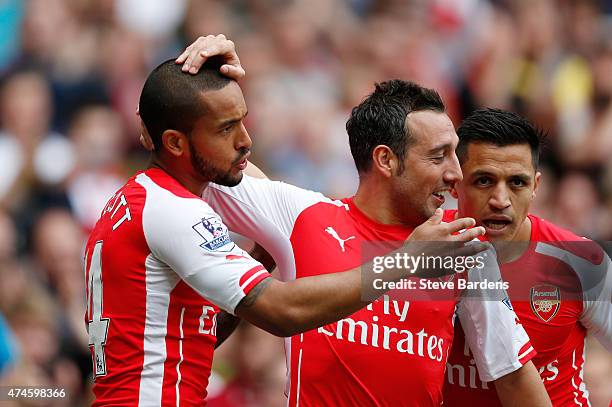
[176,34,245,80]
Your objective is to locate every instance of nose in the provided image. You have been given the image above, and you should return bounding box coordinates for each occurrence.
[236,123,252,151]
[444,153,463,184]
[489,183,511,210]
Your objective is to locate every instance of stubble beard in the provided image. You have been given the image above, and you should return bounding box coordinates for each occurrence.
[189,140,247,187]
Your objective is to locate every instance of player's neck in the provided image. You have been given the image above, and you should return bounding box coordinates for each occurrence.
[513,216,532,243]
[353,178,411,227]
[149,159,209,197]
[495,216,532,263]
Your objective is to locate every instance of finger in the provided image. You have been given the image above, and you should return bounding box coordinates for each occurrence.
[220,64,246,80]
[176,47,191,64]
[427,208,444,225]
[184,48,205,73]
[444,217,476,234]
[187,34,226,72]
[453,226,485,243]
[187,50,209,74]
[194,41,233,73]
[183,36,212,72]
[204,41,239,62]
[187,43,232,74]
[452,241,490,257]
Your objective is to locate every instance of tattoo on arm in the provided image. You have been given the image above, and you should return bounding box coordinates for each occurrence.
[239,277,272,307]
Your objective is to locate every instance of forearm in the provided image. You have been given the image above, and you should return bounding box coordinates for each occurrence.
[236,268,366,337]
[494,361,551,407]
[215,244,274,347]
[234,211,488,337]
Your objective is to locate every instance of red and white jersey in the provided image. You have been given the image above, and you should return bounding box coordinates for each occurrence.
[205,175,533,406]
[85,169,269,406]
[443,211,612,406]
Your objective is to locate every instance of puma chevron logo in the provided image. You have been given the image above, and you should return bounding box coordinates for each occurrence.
[325,226,355,252]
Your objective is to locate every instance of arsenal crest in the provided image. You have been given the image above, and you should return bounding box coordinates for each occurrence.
[530,285,561,322]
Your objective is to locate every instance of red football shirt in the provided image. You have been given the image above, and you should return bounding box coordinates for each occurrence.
[443,211,612,406]
[85,169,269,406]
[205,175,535,406]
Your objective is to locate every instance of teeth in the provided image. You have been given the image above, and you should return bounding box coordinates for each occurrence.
[484,221,508,230]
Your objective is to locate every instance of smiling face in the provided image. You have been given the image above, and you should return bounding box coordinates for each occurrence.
[392,110,462,224]
[186,81,251,187]
[453,143,541,242]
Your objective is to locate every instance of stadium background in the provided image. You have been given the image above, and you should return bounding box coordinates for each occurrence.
[0,0,610,405]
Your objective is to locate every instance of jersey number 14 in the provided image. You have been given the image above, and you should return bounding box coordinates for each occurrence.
[86,241,110,378]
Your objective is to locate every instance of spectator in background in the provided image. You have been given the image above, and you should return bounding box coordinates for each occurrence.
[66,106,126,231]
[208,323,286,407]
[0,212,19,378]
[0,314,18,377]
[554,172,612,240]
[32,209,87,349]
[0,71,73,209]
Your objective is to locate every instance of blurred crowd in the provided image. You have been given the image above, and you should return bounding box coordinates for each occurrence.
[0,0,610,405]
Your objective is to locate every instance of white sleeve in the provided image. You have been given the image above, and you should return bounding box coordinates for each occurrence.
[203,175,338,281]
[581,251,612,350]
[535,242,612,351]
[138,173,269,315]
[204,175,332,238]
[456,246,535,382]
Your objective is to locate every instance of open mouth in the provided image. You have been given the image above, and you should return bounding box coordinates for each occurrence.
[432,192,444,203]
[482,219,512,231]
[432,191,447,204]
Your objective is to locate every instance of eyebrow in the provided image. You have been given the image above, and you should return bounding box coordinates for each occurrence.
[471,170,532,181]
[509,174,532,182]
[218,110,248,129]
[428,143,452,155]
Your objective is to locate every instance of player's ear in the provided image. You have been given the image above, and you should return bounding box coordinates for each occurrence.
[161,129,188,157]
[372,145,396,178]
[532,171,542,200]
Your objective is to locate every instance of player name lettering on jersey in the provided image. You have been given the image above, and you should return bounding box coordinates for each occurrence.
[101,190,132,231]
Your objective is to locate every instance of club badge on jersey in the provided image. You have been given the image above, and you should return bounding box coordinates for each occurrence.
[192,216,234,252]
[530,284,561,322]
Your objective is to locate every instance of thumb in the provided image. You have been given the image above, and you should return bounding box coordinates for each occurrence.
[220,64,246,80]
[427,208,444,225]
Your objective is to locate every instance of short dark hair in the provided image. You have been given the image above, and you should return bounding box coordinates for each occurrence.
[346,79,445,174]
[139,57,231,150]
[456,108,544,170]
